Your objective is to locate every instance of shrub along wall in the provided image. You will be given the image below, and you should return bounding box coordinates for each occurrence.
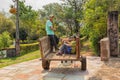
[0,43,39,58]
[20,42,39,55]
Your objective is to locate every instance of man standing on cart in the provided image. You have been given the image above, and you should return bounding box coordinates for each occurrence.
[45,14,58,52]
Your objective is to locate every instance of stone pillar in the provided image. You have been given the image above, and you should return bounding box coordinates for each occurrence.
[100,38,110,61]
[107,11,119,57]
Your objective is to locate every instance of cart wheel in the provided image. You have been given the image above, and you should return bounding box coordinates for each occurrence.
[42,60,50,70]
[81,56,87,71]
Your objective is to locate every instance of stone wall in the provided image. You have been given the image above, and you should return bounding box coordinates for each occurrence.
[0,48,16,59]
[6,48,16,57]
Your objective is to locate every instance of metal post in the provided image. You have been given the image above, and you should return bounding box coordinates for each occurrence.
[15,0,20,56]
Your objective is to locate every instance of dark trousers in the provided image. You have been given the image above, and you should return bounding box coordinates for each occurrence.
[60,44,68,53]
[48,35,57,51]
[59,44,72,54]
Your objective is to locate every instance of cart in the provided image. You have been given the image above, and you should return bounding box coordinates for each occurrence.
[39,36,87,70]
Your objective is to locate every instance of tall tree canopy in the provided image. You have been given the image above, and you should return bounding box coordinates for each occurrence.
[19,0,39,39]
[61,0,86,34]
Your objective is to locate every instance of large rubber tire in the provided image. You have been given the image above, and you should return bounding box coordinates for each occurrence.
[42,60,50,70]
[81,56,87,71]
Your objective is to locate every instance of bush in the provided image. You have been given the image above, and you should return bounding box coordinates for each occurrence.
[0,31,11,49]
[90,32,101,56]
[20,40,36,44]
[20,42,39,55]
[19,28,28,42]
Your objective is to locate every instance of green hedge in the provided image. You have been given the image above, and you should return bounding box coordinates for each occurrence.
[20,42,39,55]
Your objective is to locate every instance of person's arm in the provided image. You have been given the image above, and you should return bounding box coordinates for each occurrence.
[50,26,56,31]
[64,41,72,46]
[62,38,69,42]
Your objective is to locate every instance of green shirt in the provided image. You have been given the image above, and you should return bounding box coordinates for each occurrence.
[45,20,54,35]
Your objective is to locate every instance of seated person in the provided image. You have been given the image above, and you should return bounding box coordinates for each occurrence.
[56,36,76,55]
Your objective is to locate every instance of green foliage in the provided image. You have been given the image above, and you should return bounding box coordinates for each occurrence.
[62,0,86,33]
[18,0,40,40]
[12,28,28,42]
[54,23,67,37]
[89,32,101,55]
[81,0,120,55]
[19,28,28,41]
[0,31,12,50]
[20,43,39,55]
[19,1,38,22]
[34,20,46,38]
[42,3,63,19]
[82,0,109,54]
[0,13,15,34]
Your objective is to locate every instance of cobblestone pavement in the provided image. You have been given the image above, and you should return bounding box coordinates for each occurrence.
[0,56,119,80]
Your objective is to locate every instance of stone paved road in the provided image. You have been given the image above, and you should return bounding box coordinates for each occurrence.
[89,57,120,80]
[0,56,104,80]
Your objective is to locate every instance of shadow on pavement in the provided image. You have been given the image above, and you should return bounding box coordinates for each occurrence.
[41,67,89,80]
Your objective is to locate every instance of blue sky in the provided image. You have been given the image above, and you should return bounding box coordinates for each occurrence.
[0,0,62,12]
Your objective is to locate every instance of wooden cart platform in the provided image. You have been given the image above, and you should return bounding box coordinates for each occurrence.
[45,52,80,61]
[39,36,87,70]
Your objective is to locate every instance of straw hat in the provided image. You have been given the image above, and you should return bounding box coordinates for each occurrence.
[49,14,54,18]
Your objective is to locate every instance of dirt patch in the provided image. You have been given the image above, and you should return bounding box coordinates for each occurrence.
[81,51,95,56]
[81,40,120,80]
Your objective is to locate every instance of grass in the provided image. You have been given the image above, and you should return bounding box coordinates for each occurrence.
[0,50,41,68]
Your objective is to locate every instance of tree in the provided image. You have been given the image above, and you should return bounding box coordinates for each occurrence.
[61,0,87,34]
[0,13,15,34]
[18,0,39,40]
